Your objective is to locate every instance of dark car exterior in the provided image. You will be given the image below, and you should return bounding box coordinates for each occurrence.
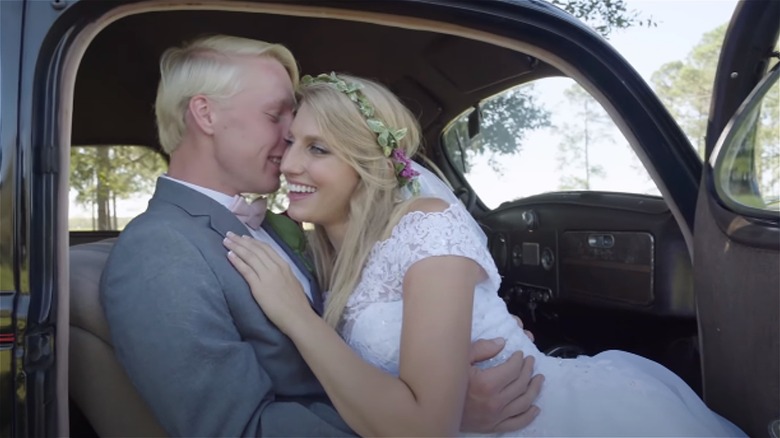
[1,0,777,437]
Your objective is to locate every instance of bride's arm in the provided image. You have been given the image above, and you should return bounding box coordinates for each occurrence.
[286,256,481,437]
[224,231,482,437]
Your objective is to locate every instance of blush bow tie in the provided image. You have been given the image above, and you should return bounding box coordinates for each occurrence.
[229,195,268,230]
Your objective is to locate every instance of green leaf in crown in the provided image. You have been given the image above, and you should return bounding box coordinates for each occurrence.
[299,71,420,194]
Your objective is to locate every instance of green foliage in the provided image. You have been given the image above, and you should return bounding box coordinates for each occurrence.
[442,85,551,174]
[722,68,780,208]
[653,23,779,208]
[756,74,780,204]
[441,0,656,174]
[0,190,12,290]
[70,146,167,230]
[651,24,728,156]
[556,85,609,189]
[480,89,553,156]
[550,0,656,37]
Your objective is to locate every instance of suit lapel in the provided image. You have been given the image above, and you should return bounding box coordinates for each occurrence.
[151,177,323,314]
[151,177,246,238]
[262,221,324,314]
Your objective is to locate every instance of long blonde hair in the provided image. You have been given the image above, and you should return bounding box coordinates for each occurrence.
[155,35,299,154]
[298,75,421,328]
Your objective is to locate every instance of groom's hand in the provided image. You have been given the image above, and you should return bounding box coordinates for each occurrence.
[460,338,544,433]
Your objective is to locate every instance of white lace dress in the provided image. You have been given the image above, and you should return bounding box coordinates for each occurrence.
[336,203,745,437]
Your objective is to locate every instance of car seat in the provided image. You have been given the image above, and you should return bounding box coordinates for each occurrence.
[69,239,167,437]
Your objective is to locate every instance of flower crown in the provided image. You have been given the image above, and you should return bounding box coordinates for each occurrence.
[300,72,420,194]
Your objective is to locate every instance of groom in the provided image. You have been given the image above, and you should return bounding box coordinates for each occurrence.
[100,34,542,437]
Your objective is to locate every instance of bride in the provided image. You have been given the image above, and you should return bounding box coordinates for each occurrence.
[223,72,746,437]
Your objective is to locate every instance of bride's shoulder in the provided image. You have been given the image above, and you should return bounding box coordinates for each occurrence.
[384,197,460,238]
[403,196,451,215]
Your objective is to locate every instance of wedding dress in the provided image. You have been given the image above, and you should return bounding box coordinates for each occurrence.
[334,166,746,437]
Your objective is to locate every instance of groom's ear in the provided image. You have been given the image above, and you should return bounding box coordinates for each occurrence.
[188,95,216,135]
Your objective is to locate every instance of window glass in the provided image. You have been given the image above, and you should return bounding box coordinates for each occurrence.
[442,78,660,209]
[69,145,167,231]
[714,62,780,214]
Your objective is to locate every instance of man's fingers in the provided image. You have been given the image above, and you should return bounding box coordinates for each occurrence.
[483,352,536,412]
[492,374,544,432]
[490,349,526,393]
[491,404,541,433]
[469,338,506,364]
[499,356,540,410]
[496,354,535,402]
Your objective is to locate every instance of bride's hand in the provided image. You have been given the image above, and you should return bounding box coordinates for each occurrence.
[223,232,314,333]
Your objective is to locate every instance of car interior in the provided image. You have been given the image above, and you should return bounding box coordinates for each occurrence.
[66,3,706,436]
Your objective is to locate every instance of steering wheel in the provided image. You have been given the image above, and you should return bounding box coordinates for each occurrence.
[453,186,477,213]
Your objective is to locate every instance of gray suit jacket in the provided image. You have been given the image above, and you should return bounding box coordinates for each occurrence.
[100,178,354,437]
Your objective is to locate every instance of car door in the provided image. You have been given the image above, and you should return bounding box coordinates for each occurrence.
[1,0,74,436]
[694,1,779,437]
[0,1,24,436]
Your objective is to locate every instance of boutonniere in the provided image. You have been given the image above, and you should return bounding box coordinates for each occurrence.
[264,211,314,274]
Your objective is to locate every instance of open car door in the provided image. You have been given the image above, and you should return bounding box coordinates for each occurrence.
[694,1,780,437]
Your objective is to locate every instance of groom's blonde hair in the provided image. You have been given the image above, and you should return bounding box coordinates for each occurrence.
[155,35,299,154]
[297,75,421,328]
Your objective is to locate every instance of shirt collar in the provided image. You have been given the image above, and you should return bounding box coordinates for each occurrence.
[161,174,236,211]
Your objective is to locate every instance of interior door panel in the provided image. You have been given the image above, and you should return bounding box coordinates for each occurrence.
[695,2,780,434]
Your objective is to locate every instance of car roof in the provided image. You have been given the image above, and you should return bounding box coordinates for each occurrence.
[72,2,578,150]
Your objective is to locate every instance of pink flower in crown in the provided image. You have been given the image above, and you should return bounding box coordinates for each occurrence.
[391,148,409,164]
[392,149,419,182]
[400,166,419,179]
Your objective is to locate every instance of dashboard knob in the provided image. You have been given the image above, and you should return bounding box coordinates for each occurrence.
[541,247,555,271]
[521,210,538,230]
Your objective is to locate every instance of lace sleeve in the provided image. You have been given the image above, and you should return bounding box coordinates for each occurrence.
[341,202,501,330]
[387,203,501,290]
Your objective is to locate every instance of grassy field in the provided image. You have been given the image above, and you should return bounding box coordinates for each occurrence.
[69,217,135,231]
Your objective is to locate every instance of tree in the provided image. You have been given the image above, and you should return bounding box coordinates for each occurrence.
[441,1,654,176]
[651,24,727,157]
[652,25,779,206]
[724,67,780,207]
[70,146,167,230]
[549,0,656,37]
[442,84,552,174]
[756,77,779,204]
[480,88,553,157]
[556,85,610,189]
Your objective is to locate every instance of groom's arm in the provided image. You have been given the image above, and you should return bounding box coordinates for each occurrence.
[460,338,544,433]
[101,224,353,437]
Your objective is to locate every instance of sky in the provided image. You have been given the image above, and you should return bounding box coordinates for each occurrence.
[610,0,739,82]
[464,0,741,208]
